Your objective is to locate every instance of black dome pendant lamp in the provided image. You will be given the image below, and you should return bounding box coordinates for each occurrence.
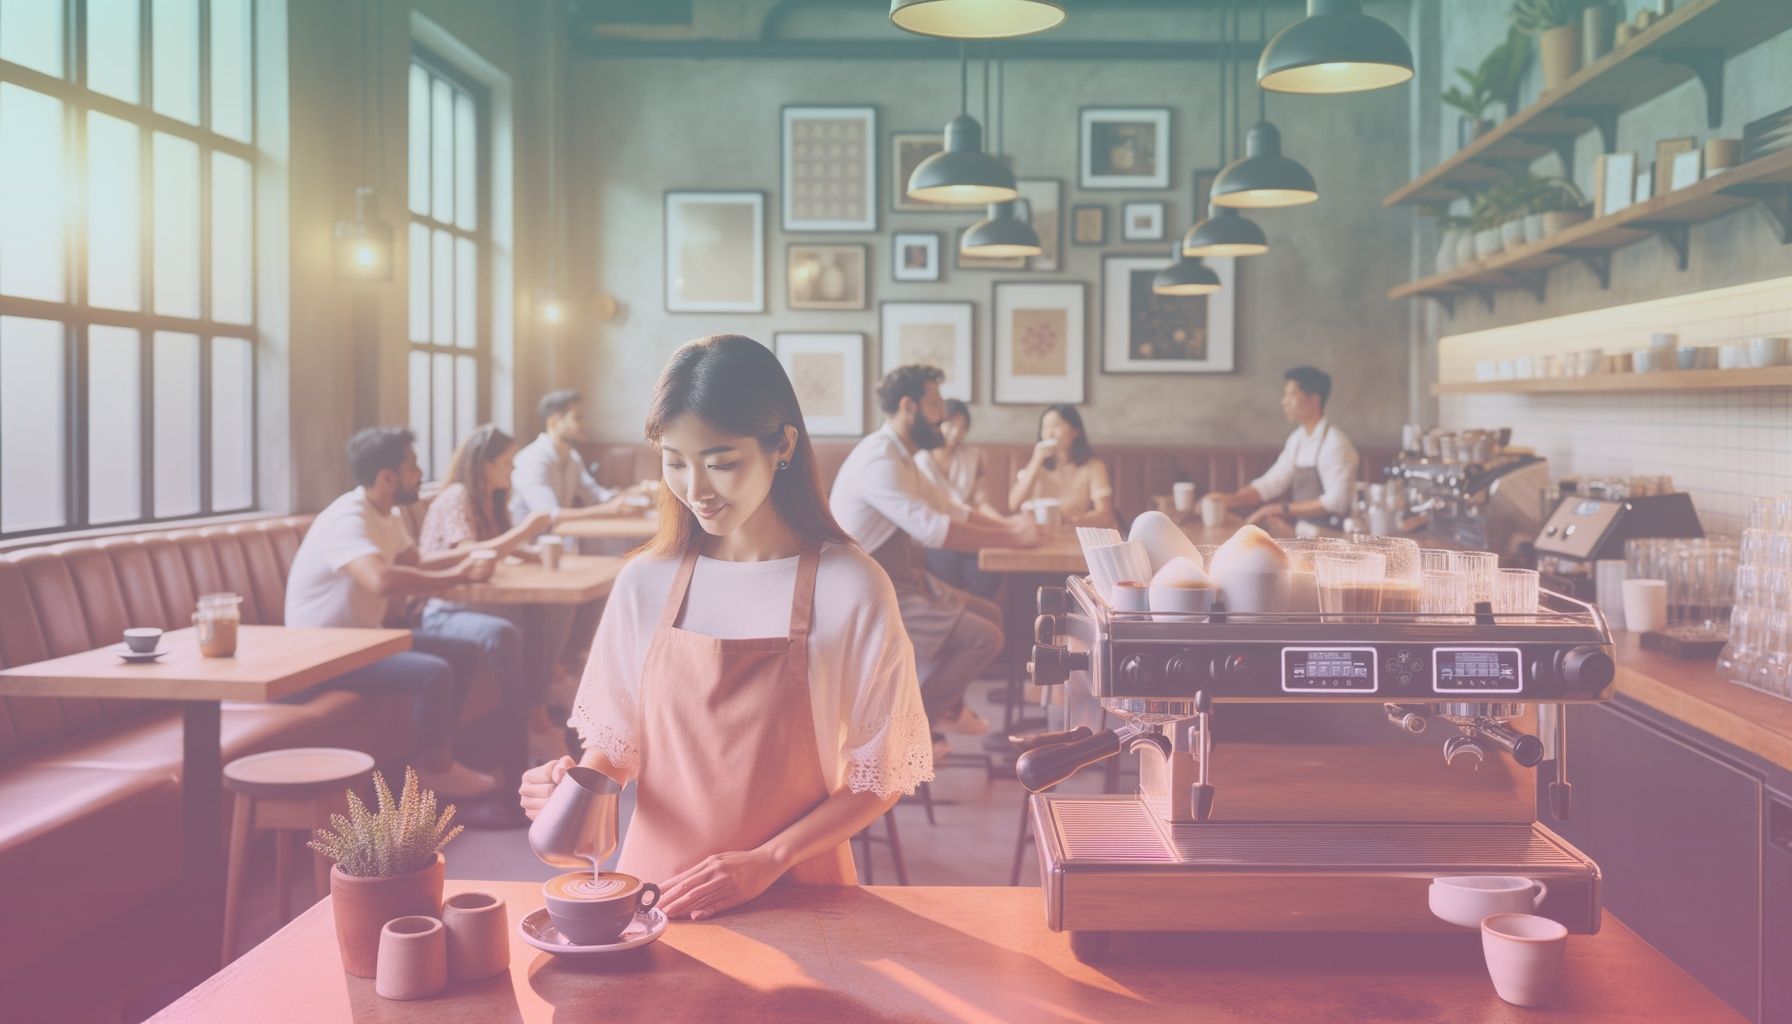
[1153,242,1223,296]
[908,43,1018,206]
[890,0,1066,40]
[1212,3,1318,209]
[962,54,1040,258]
[1185,7,1269,258]
[1258,0,1413,95]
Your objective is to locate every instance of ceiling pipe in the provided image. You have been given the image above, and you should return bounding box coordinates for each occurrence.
[572,36,1259,61]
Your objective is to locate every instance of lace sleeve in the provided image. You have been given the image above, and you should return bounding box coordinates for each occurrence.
[843,711,935,799]
[568,674,640,778]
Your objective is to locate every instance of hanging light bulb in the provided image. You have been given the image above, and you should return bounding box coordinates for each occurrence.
[1184,4,1269,257]
[908,44,1017,205]
[962,199,1041,257]
[1153,243,1222,296]
[1258,0,1413,95]
[889,0,1065,40]
[538,287,565,326]
[333,186,394,280]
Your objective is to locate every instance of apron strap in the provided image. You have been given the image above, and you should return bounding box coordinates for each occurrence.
[658,544,704,631]
[787,544,823,641]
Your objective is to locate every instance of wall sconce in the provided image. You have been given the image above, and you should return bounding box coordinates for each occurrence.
[333,186,393,281]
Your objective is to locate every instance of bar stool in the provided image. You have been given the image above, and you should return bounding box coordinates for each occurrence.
[851,808,909,885]
[220,747,375,964]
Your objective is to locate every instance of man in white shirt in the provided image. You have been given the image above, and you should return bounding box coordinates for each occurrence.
[509,389,648,525]
[1221,366,1361,534]
[285,427,519,801]
[832,366,1039,749]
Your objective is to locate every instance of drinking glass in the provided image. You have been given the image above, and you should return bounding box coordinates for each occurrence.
[1316,551,1386,624]
[1421,569,1471,622]
[1493,568,1540,615]
[1450,551,1499,607]
[1354,536,1420,614]
[1420,548,1454,574]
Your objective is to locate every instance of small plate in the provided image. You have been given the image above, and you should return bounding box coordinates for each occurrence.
[518,907,667,958]
[110,644,169,663]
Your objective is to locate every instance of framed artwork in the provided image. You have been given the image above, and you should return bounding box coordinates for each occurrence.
[774,333,866,437]
[664,190,765,313]
[891,232,942,282]
[787,243,869,310]
[1101,254,1236,374]
[993,281,1086,404]
[955,225,1027,270]
[880,301,974,402]
[1122,200,1167,241]
[1669,148,1703,191]
[1653,137,1694,198]
[1080,107,1171,190]
[890,131,945,212]
[1071,204,1107,246]
[782,106,877,232]
[1594,152,1636,215]
[1014,178,1062,272]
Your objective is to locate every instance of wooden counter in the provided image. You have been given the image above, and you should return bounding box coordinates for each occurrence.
[1613,633,1792,775]
[156,882,1740,1023]
[978,517,1282,575]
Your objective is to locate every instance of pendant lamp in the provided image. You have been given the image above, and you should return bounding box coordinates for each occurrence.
[1153,243,1222,296]
[960,55,1039,256]
[908,46,1017,205]
[890,0,1065,40]
[1258,0,1413,95]
[1212,5,1318,209]
[1185,6,1269,257]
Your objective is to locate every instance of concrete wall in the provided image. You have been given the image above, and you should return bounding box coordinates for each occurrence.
[565,2,1416,451]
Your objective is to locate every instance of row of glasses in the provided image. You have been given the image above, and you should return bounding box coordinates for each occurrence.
[1625,537,1740,635]
[1720,494,1792,699]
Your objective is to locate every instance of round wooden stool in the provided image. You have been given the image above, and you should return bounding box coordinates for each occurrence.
[220,747,375,964]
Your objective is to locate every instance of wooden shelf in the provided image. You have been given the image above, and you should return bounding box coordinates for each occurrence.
[1389,147,1792,310]
[1386,0,1792,208]
[1433,366,1792,395]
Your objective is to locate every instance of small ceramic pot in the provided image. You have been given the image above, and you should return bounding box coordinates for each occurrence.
[1538,24,1581,90]
[1436,232,1458,273]
[1542,209,1589,235]
[1474,228,1504,260]
[1522,213,1546,245]
[1500,218,1527,250]
[375,916,448,1001]
[1635,8,1658,29]
[1456,233,1477,266]
[1614,22,1637,45]
[331,853,446,978]
[441,891,510,982]
[1704,138,1740,176]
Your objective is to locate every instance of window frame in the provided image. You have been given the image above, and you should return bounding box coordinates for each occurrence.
[0,0,260,539]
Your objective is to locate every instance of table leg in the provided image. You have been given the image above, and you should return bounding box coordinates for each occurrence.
[183,701,224,972]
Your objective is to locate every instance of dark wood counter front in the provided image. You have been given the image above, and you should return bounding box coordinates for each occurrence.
[1613,633,1792,774]
[155,882,1741,1023]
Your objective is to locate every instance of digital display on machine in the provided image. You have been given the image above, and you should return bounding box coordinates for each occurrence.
[1574,500,1603,516]
[1281,647,1378,693]
[1432,647,1523,694]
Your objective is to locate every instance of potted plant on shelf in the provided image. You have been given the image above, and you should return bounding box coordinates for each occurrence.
[1471,189,1511,261]
[1442,30,1530,149]
[1537,178,1592,236]
[1434,213,1474,274]
[309,766,463,978]
[1513,0,1588,91]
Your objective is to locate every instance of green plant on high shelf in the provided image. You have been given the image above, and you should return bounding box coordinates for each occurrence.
[1443,29,1533,143]
[1534,176,1588,213]
[309,765,463,878]
[1511,0,1590,34]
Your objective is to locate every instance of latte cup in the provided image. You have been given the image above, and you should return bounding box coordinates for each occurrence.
[543,871,661,946]
[123,627,164,653]
[1148,582,1216,615]
[1429,875,1549,929]
[1111,581,1152,612]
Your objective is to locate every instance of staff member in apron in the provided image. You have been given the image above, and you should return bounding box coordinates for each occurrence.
[518,335,933,920]
[831,365,1040,751]
[1220,366,1361,536]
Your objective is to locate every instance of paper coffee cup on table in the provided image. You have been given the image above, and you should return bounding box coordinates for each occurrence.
[1621,578,1668,633]
[1172,482,1196,513]
[1033,498,1064,533]
[1199,494,1227,528]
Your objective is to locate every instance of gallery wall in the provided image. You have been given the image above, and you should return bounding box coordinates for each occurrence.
[565,2,1417,451]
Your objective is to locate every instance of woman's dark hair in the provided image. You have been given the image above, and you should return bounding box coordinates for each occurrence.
[640,335,851,557]
[1041,404,1093,467]
[440,424,515,539]
[943,398,971,429]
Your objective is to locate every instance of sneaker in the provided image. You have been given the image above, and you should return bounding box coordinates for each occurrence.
[415,761,499,800]
[936,704,991,737]
[932,731,952,762]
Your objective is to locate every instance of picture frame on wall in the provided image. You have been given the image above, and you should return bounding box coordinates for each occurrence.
[773,332,866,437]
[1594,152,1636,216]
[891,232,942,282]
[1014,178,1062,271]
[782,105,877,232]
[1121,201,1167,242]
[1100,254,1236,374]
[880,301,974,402]
[1071,204,1107,246]
[890,131,945,212]
[993,281,1086,404]
[787,243,869,311]
[955,225,1027,270]
[1079,107,1171,190]
[664,190,765,313]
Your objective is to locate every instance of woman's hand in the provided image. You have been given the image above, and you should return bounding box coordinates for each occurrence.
[1027,438,1057,468]
[517,756,575,820]
[518,510,555,540]
[657,849,783,921]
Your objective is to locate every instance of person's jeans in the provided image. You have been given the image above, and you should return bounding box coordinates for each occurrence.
[417,605,526,773]
[315,650,468,763]
[921,591,1004,722]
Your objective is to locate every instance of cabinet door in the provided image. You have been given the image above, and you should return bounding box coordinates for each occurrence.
[1765,791,1792,1024]
[1588,705,1761,1022]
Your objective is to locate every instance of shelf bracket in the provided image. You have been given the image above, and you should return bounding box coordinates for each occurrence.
[1425,292,1456,317]
[1632,220,1691,270]
[1656,49,1725,127]
[1559,247,1612,289]
[1717,183,1792,245]
[1556,106,1617,154]
[1466,286,1496,314]
[1510,270,1548,304]
[1517,132,1578,179]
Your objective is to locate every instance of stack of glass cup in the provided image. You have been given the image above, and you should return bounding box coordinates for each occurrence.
[1719,495,1792,700]
[1626,536,1739,639]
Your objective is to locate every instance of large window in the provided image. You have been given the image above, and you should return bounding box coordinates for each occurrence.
[0,0,257,537]
[407,51,486,481]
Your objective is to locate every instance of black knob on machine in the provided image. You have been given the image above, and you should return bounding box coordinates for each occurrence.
[1121,654,1157,688]
[1558,645,1615,690]
[1029,644,1089,686]
[1037,586,1069,616]
[1034,616,1058,645]
[1166,653,1209,687]
[1220,652,1253,684]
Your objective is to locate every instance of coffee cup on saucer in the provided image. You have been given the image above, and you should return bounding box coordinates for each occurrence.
[543,871,661,946]
[1111,581,1151,612]
[1428,875,1548,928]
[122,627,164,654]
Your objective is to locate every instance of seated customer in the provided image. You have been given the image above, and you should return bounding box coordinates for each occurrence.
[916,399,1001,599]
[1008,405,1119,530]
[510,388,650,524]
[419,425,572,748]
[284,427,519,799]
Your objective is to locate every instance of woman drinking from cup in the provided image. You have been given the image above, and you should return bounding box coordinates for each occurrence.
[1008,404,1117,530]
[517,335,932,920]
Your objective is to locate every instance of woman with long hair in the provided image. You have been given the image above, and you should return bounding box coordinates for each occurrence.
[1008,404,1118,529]
[518,335,931,919]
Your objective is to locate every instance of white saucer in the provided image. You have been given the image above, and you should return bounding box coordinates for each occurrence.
[518,907,668,957]
[110,644,169,663]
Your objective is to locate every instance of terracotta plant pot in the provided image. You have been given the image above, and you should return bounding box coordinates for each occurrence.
[331,853,445,978]
[1538,24,1581,90]
[1542,209,1590,235]
[441,891,511,982]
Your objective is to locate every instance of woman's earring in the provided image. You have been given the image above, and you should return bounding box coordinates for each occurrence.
[778,459,790,470]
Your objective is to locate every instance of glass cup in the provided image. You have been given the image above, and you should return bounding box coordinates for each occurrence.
[1354,536,1420,614]
[1420,548,1454,574]
[1493,568,1540,615]
[1421,569,1471,622]
[1316,551,1387,624]
[1450,551,1499,609]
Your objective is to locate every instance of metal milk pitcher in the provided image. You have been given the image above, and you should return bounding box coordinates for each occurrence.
[528,766,621,872]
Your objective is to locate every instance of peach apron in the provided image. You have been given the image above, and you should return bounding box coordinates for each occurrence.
[615,543,855,887]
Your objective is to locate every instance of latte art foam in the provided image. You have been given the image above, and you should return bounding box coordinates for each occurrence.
[545,871,634,901]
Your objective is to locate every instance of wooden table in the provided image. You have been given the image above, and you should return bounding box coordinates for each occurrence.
[153,882,1742,1023]
[0,626,409,974]
[551,515,659,541]
[440,555,625,605]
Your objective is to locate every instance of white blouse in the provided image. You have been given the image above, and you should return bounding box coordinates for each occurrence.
[568,542,935,799]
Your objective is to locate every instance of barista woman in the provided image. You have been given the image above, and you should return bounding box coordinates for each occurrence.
[517,335,932,920]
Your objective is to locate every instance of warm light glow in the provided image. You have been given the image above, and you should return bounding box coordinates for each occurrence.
[1184,240,1270,258]
[1153,280,1222,296]
[960,241,1040,258]
[541,301,563,324]
[906,181,1018,205]
[890,0,1066,39]
[352,243,378,268]
[1211,188,1321,209]
[1259,62,1413,94]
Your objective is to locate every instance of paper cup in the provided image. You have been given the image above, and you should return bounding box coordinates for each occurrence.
[1199,495,1227,528]
[1172,482,1196,513]
[1621,578,1668,633]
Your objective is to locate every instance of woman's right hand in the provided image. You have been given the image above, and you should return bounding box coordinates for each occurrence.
[518,755,576,820]
[1027,438,1057,467]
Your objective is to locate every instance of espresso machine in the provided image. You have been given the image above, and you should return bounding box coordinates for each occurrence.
[1019,577,1616,961]
[1386,448,1549,561]
[1534,490,1703,601]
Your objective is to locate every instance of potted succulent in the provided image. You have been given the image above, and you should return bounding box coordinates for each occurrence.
[309,767,463,978]
[1513,0,1588,91]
